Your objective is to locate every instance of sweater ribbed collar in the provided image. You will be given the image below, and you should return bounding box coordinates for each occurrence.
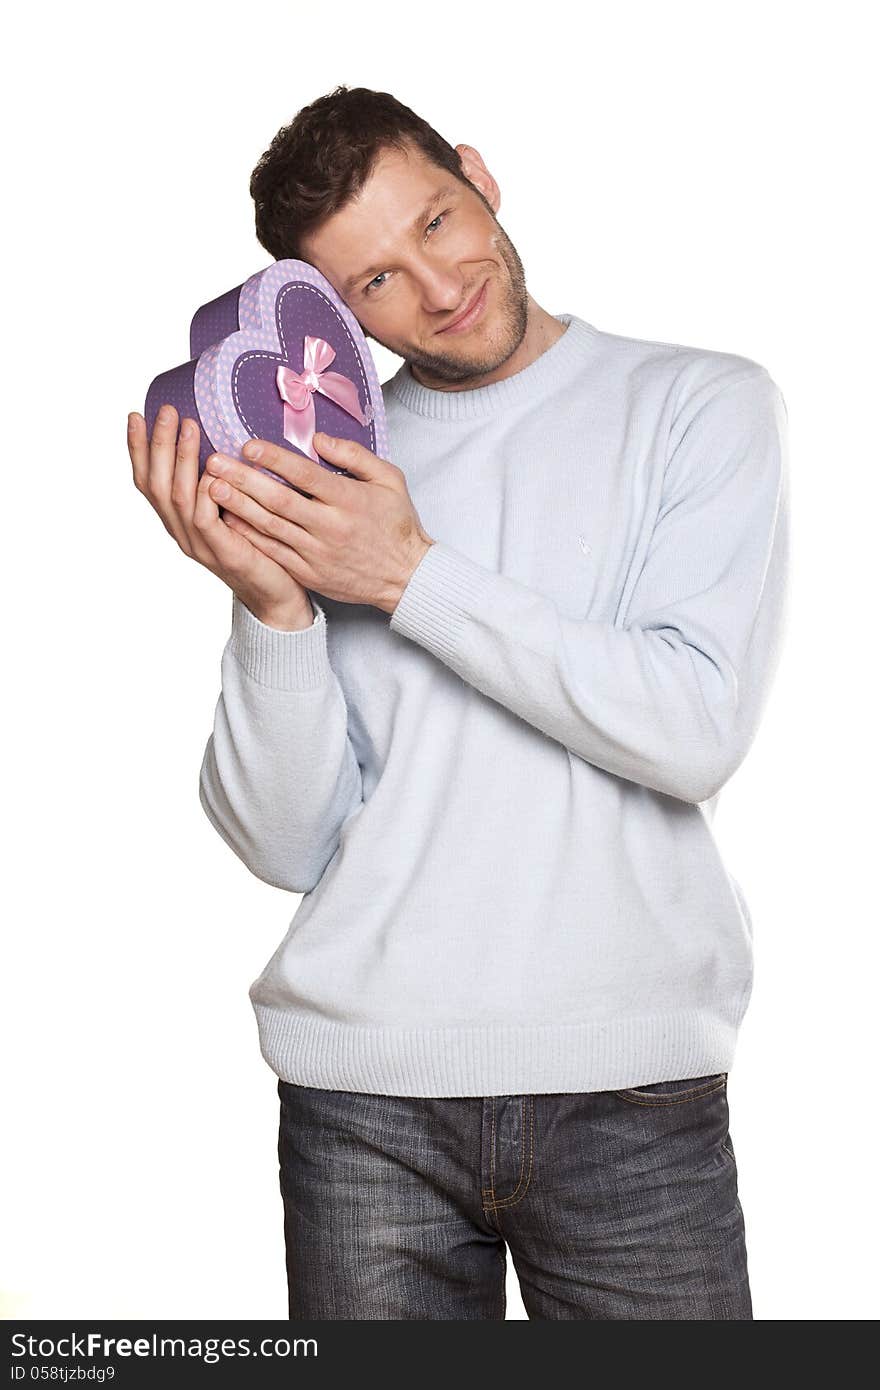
[384,313,597,421]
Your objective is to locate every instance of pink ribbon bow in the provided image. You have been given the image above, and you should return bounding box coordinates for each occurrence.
[275,335,373,462]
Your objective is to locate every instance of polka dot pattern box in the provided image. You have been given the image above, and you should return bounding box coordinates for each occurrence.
[144,259,388,488]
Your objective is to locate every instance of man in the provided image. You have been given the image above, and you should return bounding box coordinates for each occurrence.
[128,85,790,1320]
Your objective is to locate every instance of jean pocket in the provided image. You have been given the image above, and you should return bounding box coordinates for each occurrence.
[613,1073,728,1106]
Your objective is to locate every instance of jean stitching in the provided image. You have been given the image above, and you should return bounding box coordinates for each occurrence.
[496,1244,507,1318]
[486,1095,527,1206]
[480,1097,498,1204]
[613,1076,727,1107]
[480,1098,502,1229]
[485,1096,534,1210]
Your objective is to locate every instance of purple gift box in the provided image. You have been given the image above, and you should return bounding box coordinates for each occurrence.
[144,259,388,490]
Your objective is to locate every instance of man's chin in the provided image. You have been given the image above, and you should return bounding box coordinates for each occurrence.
[367,310,522,382]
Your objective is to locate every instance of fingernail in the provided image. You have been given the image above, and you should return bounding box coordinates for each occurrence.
[211,481,230,500]
[243,440,262,460]
[128,413,138,431]
[181,420,192,438]
[159,405,173,422]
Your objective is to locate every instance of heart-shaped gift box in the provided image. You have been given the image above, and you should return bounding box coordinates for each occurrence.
[144,259,388,490]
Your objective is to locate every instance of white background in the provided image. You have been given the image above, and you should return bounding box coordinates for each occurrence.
[3,0,877,1322]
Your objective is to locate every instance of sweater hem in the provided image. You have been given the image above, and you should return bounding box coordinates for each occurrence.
[251,1001,742,1097]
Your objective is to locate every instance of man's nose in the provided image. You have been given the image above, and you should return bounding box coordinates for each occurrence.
[416,268,469,314]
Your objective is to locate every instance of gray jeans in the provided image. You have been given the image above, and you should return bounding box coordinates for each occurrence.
[277,1072,751,1319]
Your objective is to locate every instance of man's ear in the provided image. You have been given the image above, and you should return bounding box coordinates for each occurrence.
[455,143,501,214]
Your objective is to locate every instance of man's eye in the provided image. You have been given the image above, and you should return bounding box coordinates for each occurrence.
[362,212,448,295]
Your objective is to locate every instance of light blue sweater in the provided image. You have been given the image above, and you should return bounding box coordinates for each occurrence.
[198,313,791,1097]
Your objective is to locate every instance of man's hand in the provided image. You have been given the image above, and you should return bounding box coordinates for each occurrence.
[202,431,435,614]
[128,405,316,630]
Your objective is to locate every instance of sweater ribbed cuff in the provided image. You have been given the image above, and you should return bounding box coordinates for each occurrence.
[230,592,331,691]
[388,541,494,661]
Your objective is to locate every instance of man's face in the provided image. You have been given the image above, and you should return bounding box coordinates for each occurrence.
[299,142,529,387]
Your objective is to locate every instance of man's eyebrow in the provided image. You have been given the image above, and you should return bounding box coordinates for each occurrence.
[342,185,460,295]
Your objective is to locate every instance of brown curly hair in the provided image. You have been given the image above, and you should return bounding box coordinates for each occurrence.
[249,85,476,263]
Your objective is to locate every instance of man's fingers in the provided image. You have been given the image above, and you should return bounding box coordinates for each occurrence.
[240,437,348,503]
[202,471,317,556]
[192,469,253,572]
[131,404,206,557]
[312,432,397,484]
[128,413,149,493]
[148,403,181,500]
[193,473,310,589]
[170,417,202,528]
[222,511,313,585]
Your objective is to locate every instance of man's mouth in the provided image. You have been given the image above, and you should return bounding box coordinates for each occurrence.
[436,279,490,334]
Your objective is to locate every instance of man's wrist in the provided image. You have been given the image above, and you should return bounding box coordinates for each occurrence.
[239,593,316,631]
[380,535,435,615]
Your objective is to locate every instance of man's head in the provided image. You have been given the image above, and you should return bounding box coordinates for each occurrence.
[250,86,530,388]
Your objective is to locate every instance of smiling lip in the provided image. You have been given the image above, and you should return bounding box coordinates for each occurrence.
[437,279,489,334]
